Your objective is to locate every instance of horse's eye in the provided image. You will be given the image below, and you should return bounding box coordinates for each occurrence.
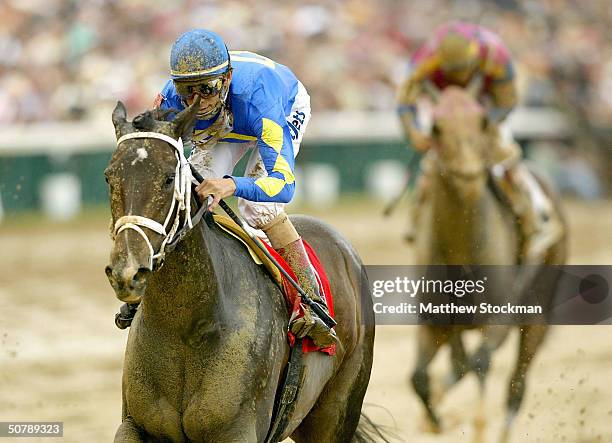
[164,175,175,186]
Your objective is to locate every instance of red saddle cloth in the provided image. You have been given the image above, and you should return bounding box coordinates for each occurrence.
[260,239,336,356]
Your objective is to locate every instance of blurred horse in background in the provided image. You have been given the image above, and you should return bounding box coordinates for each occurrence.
[411,86,567,443]
[105,100,384,442]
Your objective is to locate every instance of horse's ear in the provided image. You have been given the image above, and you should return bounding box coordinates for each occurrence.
[173,95,200,141]
[112,101,128,139]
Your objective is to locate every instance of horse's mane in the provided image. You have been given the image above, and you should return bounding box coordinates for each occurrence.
[132,108,177,131]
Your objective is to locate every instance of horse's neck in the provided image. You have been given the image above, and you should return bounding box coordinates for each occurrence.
[434,176,482,259]
[422,171,512,264]
[143,215,223,327]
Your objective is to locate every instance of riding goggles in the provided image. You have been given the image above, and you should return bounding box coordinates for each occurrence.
[174,76,225,100]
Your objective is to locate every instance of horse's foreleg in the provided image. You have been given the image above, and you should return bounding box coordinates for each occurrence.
[412,326,445,432]
[502,325,547,443]
[470,325,511,386]
[114,417,145,443]
[469,326,510,443]
[444,333,469,392]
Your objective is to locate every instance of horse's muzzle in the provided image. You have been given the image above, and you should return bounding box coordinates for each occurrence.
[105,264,151,303]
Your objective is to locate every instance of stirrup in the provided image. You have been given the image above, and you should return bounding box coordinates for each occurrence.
[290,307,338,348]
[115,303,138,330]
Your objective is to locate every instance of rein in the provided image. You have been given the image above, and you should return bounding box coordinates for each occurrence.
[113,132,205,270]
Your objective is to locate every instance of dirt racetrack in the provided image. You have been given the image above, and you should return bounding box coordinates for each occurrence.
[1,198,611,443]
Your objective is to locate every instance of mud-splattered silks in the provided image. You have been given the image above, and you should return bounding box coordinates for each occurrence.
[191,105,233,150]
[112,132,194,269]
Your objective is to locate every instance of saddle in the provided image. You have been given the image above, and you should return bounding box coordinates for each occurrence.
[212,214,336,355]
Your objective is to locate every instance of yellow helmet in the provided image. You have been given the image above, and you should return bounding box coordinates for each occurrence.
[438,31,479,72]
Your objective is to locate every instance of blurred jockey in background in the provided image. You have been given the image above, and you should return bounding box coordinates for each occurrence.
[397,21,564,262]
[115,29,335,348]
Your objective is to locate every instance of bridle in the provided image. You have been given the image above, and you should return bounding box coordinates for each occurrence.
[112,132,205,270]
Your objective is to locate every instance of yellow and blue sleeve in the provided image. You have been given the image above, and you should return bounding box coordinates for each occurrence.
[230,116,296,203]
[397,53,440,115]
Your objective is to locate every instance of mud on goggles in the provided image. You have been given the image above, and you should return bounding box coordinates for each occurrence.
[174,76,225,100]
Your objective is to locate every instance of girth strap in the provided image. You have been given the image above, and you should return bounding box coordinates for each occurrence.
[265,339,305,443]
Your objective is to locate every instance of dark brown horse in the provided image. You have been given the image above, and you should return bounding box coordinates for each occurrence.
[105,100,382,442]
[411,87,567,443]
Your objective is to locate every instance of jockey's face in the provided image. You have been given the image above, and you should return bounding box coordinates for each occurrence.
[438,34,479,85]
[175,71,233,119]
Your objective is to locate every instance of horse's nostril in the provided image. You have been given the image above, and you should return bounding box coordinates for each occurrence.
[131,267,151,288]
[105,265,113,278]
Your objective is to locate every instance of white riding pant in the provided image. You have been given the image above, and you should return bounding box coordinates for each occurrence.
[189,81,311,229]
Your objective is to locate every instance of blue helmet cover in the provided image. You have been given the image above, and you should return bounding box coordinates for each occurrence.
[170,29,230,80]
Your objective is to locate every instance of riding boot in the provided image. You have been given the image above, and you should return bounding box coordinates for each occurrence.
[262,213,338,348]
[115,303,139,329]
[490,160,564,264]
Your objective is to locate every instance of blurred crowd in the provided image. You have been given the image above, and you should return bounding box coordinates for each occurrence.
[0,0,610,127]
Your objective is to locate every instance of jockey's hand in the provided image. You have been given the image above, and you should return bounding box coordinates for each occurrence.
[401,113,432,152]
[195,178,236,211]
[409,129,432,152]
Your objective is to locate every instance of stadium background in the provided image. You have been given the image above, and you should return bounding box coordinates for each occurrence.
[0,0,611,442]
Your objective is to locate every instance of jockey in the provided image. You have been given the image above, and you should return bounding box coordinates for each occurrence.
[115,29,335,348]
[397,21,563,262]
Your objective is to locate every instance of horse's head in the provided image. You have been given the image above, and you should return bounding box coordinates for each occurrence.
[429,85,490,201]
[104,98,199,303]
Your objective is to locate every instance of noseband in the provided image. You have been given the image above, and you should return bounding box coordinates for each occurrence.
[113,132,197,270]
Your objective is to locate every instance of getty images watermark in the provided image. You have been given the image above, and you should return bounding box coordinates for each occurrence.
[361,265,612,325]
